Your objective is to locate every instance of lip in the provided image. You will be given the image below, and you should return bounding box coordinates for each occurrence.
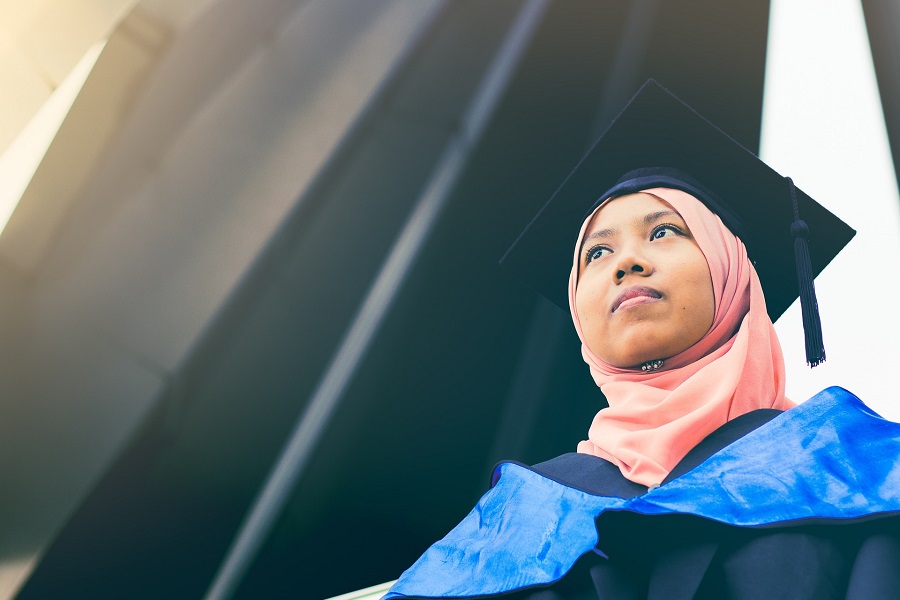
[611,286,663,313]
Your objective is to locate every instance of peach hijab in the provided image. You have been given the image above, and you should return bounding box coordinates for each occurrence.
[570,187,795,487]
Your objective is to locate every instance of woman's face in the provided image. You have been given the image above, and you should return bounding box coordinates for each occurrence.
[575,193,715,368]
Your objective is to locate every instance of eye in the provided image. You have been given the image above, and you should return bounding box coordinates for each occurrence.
[584,244,612,265]
[650,223,684,240]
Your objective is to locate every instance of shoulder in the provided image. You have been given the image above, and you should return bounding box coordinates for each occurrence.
[525,453,647,498]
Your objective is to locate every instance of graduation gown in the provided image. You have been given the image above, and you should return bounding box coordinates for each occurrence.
[384,387,900,599]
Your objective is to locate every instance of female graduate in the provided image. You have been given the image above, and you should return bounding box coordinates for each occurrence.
[382,80,900,599]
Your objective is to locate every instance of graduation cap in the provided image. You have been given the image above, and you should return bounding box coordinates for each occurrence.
[500,79,855,367]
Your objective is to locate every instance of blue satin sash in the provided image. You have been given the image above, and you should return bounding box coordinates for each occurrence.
[383,387,900,599]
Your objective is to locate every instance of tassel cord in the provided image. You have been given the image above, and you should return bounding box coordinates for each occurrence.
[786,177,826,367]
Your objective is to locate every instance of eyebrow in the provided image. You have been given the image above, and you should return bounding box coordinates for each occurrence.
[581,209,680,246]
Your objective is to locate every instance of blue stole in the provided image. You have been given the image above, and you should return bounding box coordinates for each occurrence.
[384,387,900,599]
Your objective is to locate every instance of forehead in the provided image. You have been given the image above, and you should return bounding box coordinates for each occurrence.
[587,192,680,232]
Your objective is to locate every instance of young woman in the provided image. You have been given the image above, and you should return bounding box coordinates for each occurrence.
[382,81,900,599]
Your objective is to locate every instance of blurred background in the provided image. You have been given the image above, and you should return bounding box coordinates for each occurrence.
[0,1,897,598]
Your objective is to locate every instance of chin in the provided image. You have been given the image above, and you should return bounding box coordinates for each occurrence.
[598,334,673,368]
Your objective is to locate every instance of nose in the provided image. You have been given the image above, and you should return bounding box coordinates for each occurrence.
[613,248,653,282]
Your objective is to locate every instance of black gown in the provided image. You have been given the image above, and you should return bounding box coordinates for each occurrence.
[511,410,900,599]
[384,388,900,600]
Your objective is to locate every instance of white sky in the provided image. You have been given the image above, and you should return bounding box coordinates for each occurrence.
[762,0,900,418]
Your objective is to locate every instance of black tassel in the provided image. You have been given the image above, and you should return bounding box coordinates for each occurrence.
[786,177,825,367]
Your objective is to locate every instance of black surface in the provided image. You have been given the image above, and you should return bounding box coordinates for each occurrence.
[17,2,774,598]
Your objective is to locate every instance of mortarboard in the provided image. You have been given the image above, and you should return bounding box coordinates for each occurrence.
[500,79,856,366]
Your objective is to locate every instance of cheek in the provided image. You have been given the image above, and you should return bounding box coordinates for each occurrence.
[574,278,609,333]
[683,262,716,330]
[574,286,595,328]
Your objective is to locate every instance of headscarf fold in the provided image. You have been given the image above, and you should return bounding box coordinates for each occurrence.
[570,188,794,487]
